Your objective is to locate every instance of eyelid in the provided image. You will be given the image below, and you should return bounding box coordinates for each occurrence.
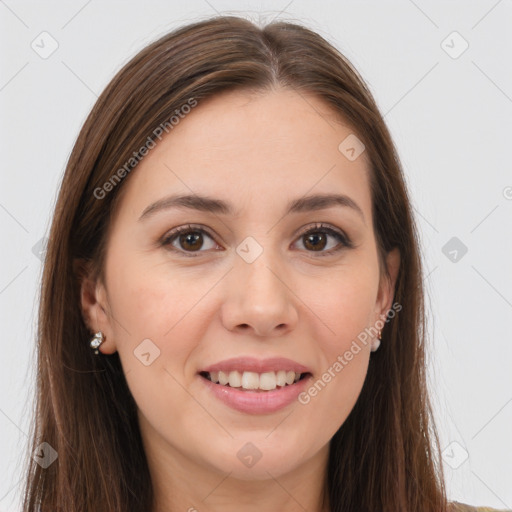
[160,222,353,257]
[160,223,221,257]
[292,223,354,257]
[294,222,353,248]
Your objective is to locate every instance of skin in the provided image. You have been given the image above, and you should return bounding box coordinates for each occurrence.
[80,87,400,512]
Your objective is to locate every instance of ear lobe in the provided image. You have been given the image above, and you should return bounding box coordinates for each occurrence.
[74,258,95,331]
[74,258,113,350]
[377,248,401,316]
[79,273,100,332]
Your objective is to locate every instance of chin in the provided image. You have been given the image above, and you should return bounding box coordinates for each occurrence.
[199,435,314,481]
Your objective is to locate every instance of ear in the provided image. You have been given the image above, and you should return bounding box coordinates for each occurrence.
[375,247,401,321]
[74,258,117,355]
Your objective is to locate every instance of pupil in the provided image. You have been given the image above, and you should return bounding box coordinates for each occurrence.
[305,233,326,251]
[180,232,202,250]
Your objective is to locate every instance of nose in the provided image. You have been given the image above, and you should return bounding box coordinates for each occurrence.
[220,249,299,338]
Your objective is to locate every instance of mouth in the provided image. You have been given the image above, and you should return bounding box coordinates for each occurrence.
[199,370,311,392]
[197,356,313,413]
[198,369,313,414]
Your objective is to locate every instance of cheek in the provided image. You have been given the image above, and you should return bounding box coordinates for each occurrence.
[310,265,379,353]
[107,252,205,338]
[297,264,378,420]
[106,266,206,431]
[104,253,204,387]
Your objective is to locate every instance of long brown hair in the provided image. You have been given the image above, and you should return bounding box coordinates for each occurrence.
[22,15,448,512]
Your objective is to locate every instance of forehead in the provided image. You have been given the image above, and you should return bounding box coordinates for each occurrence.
[114,88,372,222]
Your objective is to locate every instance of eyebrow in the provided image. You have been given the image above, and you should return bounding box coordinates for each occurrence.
[138,193,365,223]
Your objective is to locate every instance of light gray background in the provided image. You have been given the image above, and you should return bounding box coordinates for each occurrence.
[1,1,511,510]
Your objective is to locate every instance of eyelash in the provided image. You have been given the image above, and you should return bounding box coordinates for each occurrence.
[160,222,354,258]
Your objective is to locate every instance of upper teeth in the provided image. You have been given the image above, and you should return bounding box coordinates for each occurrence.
[207,370,302,390]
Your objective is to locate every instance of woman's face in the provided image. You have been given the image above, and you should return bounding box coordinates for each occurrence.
[82,88,399,484]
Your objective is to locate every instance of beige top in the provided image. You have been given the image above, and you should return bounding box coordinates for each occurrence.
[449,501,512,512]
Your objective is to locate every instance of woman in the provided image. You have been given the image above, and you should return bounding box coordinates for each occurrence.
[21,15,510,512]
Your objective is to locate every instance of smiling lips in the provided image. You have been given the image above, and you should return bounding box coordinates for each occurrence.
[202,369,304,391]
[198,356,313,413]
[199,356,312,390]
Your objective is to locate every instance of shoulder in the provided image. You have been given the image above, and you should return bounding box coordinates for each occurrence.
[449,501,512,512]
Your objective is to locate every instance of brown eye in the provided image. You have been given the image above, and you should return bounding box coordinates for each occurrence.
[161,225,219,256]
[302,232,328,251]
[294,223,353,256]
[178,231,203,251]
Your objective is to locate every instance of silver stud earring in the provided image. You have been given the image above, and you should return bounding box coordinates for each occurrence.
[90,331,104,355]
[371,329,382,352]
